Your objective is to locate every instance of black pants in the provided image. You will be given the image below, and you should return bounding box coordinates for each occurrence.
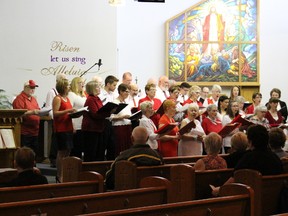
[103,120,115,160]
[49,130,57,165]
[83,131,105,162]
[70,130,84,159]
[21,135,38,156]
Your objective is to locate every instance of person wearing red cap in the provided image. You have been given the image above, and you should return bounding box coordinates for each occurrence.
[12,80,41,156]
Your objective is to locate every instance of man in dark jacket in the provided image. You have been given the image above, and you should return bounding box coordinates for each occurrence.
[105,126,164,190]
[5,147,48,187]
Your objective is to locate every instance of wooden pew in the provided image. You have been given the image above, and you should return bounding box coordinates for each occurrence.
[61,154,228,182]
[0,171,104,203]
[115,160,233,200]
[234,169,288,216]
[115,161,195,202]
[195,168,234,199]
[0,176,173,216]
[163,154,228,164]
[79,183,254,216]
[0,168,17,186]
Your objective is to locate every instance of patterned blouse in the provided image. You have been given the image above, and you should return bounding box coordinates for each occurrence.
[202,155,227,170]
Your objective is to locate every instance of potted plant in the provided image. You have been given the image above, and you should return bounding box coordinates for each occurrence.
[0,89,12,109]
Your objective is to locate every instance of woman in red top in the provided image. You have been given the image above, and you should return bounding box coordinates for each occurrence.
[201,104,223,135]
[182,85,203,107]
[265,97,284,126]
[82,81,111,162]
[158,100,180,157]
[53,79,76,182]
[194,132,227,171]
[245,92,262,114]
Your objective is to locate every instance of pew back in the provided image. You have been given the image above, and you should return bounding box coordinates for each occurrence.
[235,169,288,216]
[195,168,234,199]
[61,155,228,182]
[0,176,172,216]
[0,171,104,203]
[114,161,195,202]
[79,183,254,216]
[115,161,233,200]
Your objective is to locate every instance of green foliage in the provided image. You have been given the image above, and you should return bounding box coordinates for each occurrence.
[0,89,12,109]
[169,56,184,81]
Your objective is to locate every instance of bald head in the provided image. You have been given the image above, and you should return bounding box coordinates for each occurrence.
[122,72,132,85]
[131,126,149,144]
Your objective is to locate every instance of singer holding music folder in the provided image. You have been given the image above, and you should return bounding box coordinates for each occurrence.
[158,100,180,157]
[110,84,133,157]
[178,103,205,156]
[222,100,240,153]
[82,81,111,161]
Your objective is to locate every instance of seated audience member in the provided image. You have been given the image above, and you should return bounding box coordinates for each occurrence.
[269,127,288,159]
[212,124,283,196]
[265,97,284,126]
[250,105,270,129]
[194,132,227,171]
[234,124,282,175]
[5,147,48,187]
[201,104,223,135]
[225,132,249,168]
[105,126,164,190]
[178,103,205,156]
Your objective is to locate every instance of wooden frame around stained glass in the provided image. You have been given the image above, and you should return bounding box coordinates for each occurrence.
[166,0,259,86]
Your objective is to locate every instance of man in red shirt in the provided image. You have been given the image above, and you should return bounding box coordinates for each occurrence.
[13,80,40,155]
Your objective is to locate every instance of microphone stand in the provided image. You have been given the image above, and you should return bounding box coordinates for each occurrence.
[80,60,101,77]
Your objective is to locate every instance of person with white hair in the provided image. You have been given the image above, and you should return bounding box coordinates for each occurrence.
[178,103,205,156]
[105,126,164,190]
[249,105,270,129]
[127,83,140,108]
[203,84,222,107]
[155,75,170,102]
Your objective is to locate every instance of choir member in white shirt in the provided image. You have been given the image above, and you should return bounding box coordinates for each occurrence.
[155,75,170,102]
[68,77,87,159]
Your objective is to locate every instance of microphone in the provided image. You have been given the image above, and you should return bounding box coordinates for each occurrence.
[98,59,102,70]
[80,59,103,77]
